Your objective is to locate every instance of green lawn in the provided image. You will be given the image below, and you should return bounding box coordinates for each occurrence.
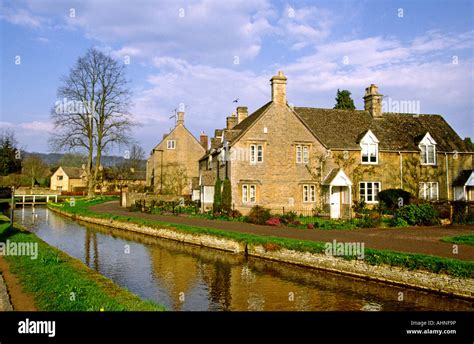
[0,214,165,311]
[442,234,474,246]
[49,197,474,278]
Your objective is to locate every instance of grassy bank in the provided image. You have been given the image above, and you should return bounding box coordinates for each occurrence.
[442,234,474,246]
[0,214,164,311]
[49,197,474,279]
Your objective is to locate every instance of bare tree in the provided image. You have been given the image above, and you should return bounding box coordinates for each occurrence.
[49,48,134,196]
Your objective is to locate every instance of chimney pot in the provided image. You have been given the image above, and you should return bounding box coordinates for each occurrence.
[236,106,248,123]
[199,131,208,150]
[177,111,185,125]
[363,84,383,118]
[270,71,287,105]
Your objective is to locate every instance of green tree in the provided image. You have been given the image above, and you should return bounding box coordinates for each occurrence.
[213,177,222,213]
[463,137,474,151]
[0,129,22,176]
[22,154,50,189]
[221,178,232,213]
[334,89,356,110]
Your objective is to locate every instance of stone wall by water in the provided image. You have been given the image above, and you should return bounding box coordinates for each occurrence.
[48,206,474,300]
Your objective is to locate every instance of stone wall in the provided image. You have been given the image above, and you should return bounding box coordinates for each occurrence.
[49,206,474,300]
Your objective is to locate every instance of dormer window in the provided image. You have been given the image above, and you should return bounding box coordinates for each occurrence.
[360,130,379,164]
[419,133,436,165]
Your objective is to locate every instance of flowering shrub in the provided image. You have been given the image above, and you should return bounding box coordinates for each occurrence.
[265,217,281,226]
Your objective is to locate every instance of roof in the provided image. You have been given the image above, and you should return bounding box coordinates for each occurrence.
[232,101,273,134]
[61,167,83,179]
[453,170,474,187]
[295,108,470,152]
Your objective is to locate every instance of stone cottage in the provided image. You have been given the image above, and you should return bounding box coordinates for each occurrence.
[50,166,86,192]
[198,71,473,218]
[146,111,207,197]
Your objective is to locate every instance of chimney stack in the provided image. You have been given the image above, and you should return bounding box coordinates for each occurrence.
[270,70,287,105]
[236,106,248,123]
[226,112,238,129]
[177,111,185,125]
[199,131,208,150]
[363,84,383,118]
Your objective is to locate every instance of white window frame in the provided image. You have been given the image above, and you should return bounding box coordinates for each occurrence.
[303,184,315,203]
[419,132,436,165]
[296,145,309,164]
[242,185,248,203]
[359,182,381,203]
[419,182,439,201]
[242,184,256,204]
[360,130,379,164]
[303,146,309,164]
[296,145,302,164]
[250,144,263,164]
[167,140,176,150]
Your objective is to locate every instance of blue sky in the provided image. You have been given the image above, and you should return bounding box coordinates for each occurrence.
[1,0,473,156]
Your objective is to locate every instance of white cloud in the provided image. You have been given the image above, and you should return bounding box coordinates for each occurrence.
[0,7,45,28]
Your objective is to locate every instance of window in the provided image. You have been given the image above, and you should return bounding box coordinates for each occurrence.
[296,146,302,163]
[419,133,436,165]
[296,145,309,164]
[242,184,256,204]
[419,182,438,200]
[57,176,63,181]
[303,184,315,202]
[359,182,381,203]
[360,130,379,164]
[167,140,176,149]
[250,144,263,164]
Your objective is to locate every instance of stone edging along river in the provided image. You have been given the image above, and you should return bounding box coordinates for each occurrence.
[47,206,474,300]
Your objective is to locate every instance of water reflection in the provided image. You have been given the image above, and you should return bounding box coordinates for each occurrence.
[14,208,474,311]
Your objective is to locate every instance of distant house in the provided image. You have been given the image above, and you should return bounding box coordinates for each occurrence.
[146,111,207,196]
[98,168,146,192]
[199,71,473,218]
[50,166,86,192]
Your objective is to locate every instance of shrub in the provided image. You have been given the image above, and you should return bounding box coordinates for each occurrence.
[279,211,297,224]
[307,223,314,229]
[356,215,381,228]
[228,209,243,219]
[390,217,409,227]
[265,217,281,226]
[394,203,439,226]
[247,206,272,225]
[378,189,412,212]
[213,178,222,214]
[352,200,368,215]
[221,179,232,214]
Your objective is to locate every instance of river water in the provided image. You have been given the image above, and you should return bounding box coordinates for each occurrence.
[13,207,473,311]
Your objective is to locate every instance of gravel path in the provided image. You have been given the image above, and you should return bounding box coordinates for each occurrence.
[90,201,474,261]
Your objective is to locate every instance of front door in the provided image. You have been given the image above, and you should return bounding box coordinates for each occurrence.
[330,186,341,219]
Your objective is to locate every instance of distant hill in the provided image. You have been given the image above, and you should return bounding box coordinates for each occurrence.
[22,151,146,170]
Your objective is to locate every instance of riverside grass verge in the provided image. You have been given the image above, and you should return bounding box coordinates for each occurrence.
[0,214,164,311]
[49,197,474,279]
[442,234,474,246]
